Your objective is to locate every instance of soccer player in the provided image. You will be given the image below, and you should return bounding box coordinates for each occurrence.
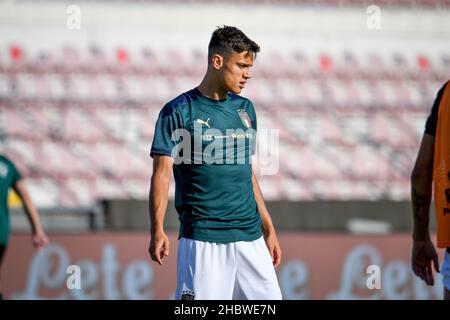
[148,26,282,300]
[411,80,450,300]
[0,154,49,300]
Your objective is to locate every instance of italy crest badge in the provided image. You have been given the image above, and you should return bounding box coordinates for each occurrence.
[237,109,251,128]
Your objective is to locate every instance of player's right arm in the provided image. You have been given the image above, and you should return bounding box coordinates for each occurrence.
[411,134,434,241]
[148,155,173,265]
[410,133,440,285]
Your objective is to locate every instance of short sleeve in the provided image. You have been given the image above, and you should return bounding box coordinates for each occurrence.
[2,157,22,185]
[10,161,21,185]
[425,81,448,136]
[247,101,257,155]
[150,104,184,158]
[248,101,257,132]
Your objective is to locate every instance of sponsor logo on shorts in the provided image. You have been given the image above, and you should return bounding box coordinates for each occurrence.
[181,290,195,300]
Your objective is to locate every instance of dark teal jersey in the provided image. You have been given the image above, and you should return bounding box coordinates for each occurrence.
[150,88,262,243]
[0,155,21,245]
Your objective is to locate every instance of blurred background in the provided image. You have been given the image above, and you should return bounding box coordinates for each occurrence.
[1,0,449,299]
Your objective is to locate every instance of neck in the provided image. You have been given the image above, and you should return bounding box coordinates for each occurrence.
[197,72,228,100]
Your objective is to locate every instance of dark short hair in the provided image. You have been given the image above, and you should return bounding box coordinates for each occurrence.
[208,25,260,63]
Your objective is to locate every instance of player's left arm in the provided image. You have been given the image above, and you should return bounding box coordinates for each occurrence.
[13,180,49,249]
[251,167,281,268]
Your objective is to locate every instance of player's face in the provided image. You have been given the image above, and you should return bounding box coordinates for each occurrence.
[221,51,254,94]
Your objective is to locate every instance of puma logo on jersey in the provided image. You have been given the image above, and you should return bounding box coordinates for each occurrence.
[196,118,211,128]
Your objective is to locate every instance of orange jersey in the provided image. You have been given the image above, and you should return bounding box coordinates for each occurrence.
[433,80,450,248]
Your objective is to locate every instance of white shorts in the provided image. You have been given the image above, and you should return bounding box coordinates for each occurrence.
[175,236,283,300]
[442,249,450,291]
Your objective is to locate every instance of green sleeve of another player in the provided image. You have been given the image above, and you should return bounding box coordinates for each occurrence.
[8,158,22,186]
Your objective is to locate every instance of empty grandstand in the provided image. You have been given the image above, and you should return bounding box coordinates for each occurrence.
[1,1,448,208]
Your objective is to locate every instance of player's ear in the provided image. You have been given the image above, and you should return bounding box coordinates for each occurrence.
[211,53,224,70]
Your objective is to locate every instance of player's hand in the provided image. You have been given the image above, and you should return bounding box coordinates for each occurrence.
[149,230,169,265]
[412,238,440,286]
[32,230,49,250]
[264,232,282,269]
